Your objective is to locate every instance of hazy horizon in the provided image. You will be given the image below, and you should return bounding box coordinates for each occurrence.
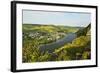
[23,10,91,27]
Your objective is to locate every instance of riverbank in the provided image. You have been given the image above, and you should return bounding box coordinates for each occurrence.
[39,33,77,53]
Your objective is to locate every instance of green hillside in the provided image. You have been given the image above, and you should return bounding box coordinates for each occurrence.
[54,23,91,60]
[22,24,91,62]
[76,23,91,37]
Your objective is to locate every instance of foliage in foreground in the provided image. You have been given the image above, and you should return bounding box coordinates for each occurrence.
[22,35,91,62]
[22,39,52,62]
[54,36,91,60]
[22,24,91,62]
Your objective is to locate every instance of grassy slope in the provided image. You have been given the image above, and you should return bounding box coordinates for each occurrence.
[23,24,80,33]
[22,24,91,62]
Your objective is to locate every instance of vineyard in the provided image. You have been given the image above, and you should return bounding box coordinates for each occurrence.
[22,24,91,63]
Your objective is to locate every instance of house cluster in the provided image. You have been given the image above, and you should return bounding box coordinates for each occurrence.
[29,32,40,38]
[23,31,66,43]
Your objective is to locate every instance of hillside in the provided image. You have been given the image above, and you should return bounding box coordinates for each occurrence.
[76,23,91,37]
[22,24,91,62]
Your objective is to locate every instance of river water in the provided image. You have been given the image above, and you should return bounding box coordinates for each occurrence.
[39,33,77,53]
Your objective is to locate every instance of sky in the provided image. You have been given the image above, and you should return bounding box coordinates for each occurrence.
[23,10,91,27]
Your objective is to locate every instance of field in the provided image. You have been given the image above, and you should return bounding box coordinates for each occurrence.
[22,24,91,63]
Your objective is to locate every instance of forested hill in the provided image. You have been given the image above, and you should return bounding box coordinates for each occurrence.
[76,23,91,37]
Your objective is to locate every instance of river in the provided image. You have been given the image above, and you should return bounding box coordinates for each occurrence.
[39,33,77,53]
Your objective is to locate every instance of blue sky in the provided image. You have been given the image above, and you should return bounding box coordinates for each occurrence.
[23,10,91,27]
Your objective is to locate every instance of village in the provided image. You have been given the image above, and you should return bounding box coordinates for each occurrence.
[23,31,66,44]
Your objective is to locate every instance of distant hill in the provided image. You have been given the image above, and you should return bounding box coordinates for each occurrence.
[23,24,80,33]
